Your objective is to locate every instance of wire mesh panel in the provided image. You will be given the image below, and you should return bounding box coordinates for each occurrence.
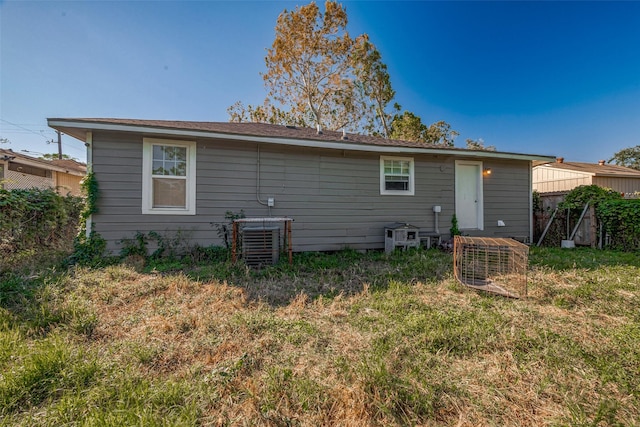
[453,236,529,298]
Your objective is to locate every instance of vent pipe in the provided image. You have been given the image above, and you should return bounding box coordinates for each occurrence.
[316,124,322,135]
[556,157,564,163]
[598,160,606,166]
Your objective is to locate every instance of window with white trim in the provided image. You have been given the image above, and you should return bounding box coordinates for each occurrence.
[142,138,196,215]
[380,156,414,195]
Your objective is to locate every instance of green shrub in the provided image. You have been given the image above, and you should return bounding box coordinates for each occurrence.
[532,190,543,213]
[598,199,640,250]
[449,214,460,237]
[70,231,107,266]
[559,185,622,210]
[0,189,82,271]
[118,231,149,258]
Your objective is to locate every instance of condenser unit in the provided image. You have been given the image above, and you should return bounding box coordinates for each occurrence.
[242,226,280,267]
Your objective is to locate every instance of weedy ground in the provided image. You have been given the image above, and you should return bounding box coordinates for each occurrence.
[1,247,639,426]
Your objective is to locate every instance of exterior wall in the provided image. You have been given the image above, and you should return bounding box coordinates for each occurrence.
[90,131,533,253]
[532,167,591,193]
[54,172,83,196]
[592,177,640,195]
[479,158,532,241]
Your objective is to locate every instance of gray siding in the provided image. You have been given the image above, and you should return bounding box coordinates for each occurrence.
[480,159,531,241]
[90,131,533,253]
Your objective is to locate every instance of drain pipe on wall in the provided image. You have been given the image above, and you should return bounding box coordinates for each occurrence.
[256,146,273,216]
[433,205,441,235]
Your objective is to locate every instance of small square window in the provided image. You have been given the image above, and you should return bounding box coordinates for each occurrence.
[380,156,414,195]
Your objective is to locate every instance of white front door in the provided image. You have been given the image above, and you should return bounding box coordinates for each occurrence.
[455,161,483,230]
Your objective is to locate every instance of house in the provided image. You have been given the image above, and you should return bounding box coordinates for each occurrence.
[0,148,86,196]
[533,157,640,196]
[47,118,554,254]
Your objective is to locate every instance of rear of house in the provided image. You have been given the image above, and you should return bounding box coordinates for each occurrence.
[49,118,554,255]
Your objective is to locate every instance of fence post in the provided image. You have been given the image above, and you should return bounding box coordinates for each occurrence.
[589,205,597,248]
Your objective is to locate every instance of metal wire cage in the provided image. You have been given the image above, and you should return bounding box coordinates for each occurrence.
[453,236,529,298]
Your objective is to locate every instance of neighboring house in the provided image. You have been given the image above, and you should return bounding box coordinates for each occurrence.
[533,157,640,196]
[48,118,554,254]
[0,148,86,196]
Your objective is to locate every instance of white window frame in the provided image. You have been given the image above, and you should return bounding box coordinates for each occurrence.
[380,156,415,196]
[142,138,196,215]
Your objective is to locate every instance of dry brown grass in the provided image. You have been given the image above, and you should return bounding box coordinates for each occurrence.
[69,262,636,424]
[3,248,639,426]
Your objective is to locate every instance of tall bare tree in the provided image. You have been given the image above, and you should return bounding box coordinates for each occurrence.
[351,34,395,137]
[264,1,356,131]
[228,1,458,142]
[229,1,396,135]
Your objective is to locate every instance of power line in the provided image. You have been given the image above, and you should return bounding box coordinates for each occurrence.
[2,122,49,126]
[0,119,51,141]
[0,119,85,147]
[1,130,54,135]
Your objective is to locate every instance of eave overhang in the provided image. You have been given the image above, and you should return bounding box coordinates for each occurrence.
[48,118,556,163]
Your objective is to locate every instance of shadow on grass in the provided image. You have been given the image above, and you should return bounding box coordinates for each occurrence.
[6,246,635,313]
[180,248,454,307]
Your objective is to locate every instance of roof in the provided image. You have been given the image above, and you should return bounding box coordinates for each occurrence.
[0,148,86,175]
[535,161,640,178]
[48,118,555,162]
[50,158,87,173]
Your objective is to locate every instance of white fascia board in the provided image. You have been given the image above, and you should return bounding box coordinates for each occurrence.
[48,120,556,162]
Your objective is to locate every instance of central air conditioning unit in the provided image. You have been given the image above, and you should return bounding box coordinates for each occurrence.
[242,226,280,267]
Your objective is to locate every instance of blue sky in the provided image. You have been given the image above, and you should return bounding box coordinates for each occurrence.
[1,1,639,163]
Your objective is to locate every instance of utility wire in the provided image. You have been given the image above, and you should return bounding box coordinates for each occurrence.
[0,119,51,141]
[1,119,84,147]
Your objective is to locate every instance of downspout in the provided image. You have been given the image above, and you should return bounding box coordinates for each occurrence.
[85,131,93,239]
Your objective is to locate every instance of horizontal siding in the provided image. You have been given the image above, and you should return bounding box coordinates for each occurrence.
[91,131,532,253]
[593,177,640,194]
[483,159,531,239]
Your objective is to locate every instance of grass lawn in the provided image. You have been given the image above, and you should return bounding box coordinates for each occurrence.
[1,247,639,426]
